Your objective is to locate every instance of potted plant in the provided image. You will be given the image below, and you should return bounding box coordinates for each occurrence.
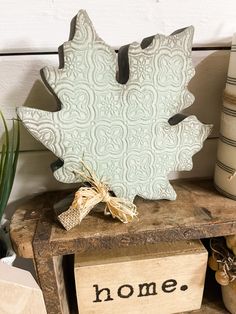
[0,110,20,264]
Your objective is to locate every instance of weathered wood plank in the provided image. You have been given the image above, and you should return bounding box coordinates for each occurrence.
[32,255,69,314]
[49,180,236,255]
[33,213,70,314]
[0,50,229,151]
[10,179,236,259]
[0,0,235,52]
[10,191,55,258]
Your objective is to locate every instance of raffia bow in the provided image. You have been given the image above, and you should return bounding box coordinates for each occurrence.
[57,162,138,231]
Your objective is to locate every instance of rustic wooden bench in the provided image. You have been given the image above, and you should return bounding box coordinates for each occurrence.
[10,179,235,314]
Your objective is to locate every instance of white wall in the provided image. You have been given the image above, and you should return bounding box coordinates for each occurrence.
[1,0,236,52]
[0,0,233,204]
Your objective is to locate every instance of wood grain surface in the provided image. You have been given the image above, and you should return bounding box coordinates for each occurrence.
[10,179,233,314]
[10,180,236,259]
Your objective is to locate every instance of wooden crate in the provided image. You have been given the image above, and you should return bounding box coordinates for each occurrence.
[11,180,235,314]
[74,240,208,314]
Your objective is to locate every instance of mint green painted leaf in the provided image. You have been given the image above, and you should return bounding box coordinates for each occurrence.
[17,10,212,201]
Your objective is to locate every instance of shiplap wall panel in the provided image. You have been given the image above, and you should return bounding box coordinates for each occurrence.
[8,151,72,204]
[0,0,236,52]
[8,139,217,203]
[0,50,229,150]
[0,55,58,151]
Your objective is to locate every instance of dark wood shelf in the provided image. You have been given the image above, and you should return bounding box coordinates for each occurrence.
[10,179,235,314]
[11,179,236,259]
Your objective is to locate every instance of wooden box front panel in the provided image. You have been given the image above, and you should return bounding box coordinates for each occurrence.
[74,240,208,314]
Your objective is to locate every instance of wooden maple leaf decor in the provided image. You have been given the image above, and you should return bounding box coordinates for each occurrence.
[17,10,212,201]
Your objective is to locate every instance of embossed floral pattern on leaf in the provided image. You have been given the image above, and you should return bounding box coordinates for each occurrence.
[18,10,211,201]
[157,54,184,89]
[97,93,122,118]
[131,56,153,83]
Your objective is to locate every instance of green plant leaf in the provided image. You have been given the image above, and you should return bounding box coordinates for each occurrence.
[0,111,9,148]
[0,144,6,183]
[9,119,20,193]
[0,111,20,222]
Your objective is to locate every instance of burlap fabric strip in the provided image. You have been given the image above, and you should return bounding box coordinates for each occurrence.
[57,162,138,231]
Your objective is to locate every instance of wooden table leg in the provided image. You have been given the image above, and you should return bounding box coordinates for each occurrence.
[33,209,70,314]
[34,255,70,314]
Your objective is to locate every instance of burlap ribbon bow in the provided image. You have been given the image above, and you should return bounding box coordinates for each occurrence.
[57,162,138,231]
